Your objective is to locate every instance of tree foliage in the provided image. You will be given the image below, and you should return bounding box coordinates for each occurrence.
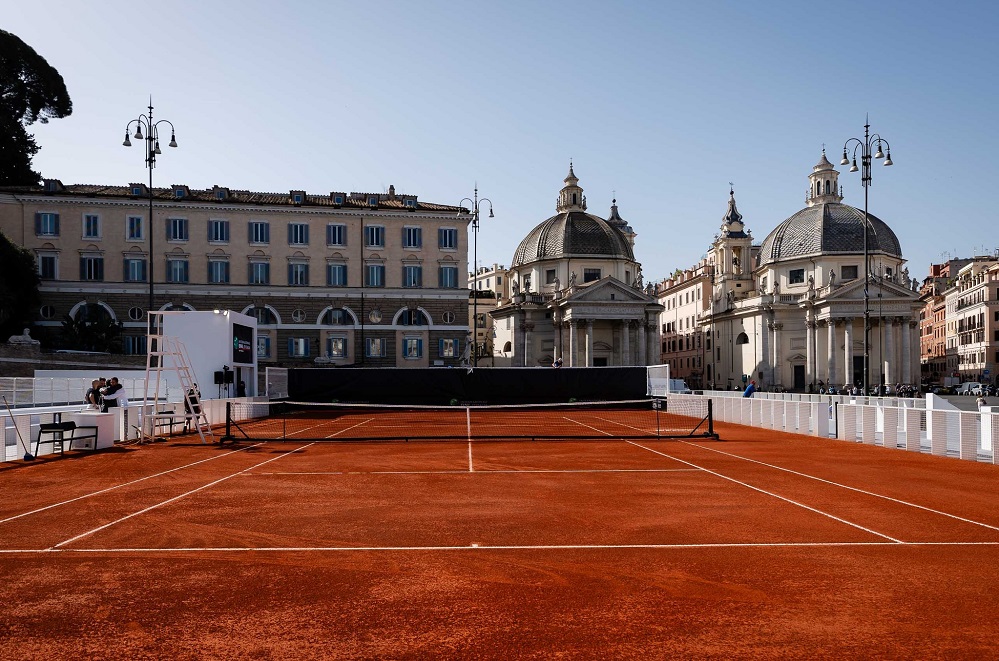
[0,29,72,186]
[0,229,41,339]
[60,304,123,354]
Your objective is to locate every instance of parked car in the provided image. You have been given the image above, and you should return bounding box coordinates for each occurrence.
[932,386,954,395]
[972,383,987,396]
[957,382,983,396]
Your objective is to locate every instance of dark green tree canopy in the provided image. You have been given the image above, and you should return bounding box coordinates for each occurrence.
[0,29,72,185]
[0,229,41,339]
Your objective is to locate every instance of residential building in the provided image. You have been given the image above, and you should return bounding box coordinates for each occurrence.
[656,258,713,389]
[0,180,470,368]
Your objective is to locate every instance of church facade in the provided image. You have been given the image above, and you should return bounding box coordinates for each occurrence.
[491,166,662,367]
[671,153,922,392]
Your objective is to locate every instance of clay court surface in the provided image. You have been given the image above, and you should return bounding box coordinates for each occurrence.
[2,419,999,659]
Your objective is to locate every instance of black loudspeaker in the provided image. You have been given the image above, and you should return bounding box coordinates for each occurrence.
[224,370,234,384]
[214,371,224,385]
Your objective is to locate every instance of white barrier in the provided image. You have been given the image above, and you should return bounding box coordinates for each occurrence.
[676,392,994,464]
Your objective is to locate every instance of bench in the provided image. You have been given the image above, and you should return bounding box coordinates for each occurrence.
[152,410,195,436]
[35,421,100,456]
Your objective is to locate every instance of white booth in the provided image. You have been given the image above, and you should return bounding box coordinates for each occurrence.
[161,310,258,399]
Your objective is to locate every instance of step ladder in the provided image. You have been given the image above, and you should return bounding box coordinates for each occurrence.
[141,313,214,444]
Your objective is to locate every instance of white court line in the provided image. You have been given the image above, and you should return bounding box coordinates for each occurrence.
[325,417,376,438]
[4,540,999,554]
[561,416,614,436]
[51,443,313,549]
[0,443,264,525]
[684,441,999,532]
[253,468,703,476]
[627,441,903,543]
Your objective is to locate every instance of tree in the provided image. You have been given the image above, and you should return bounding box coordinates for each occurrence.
[0,29,72,186]
[0,230,41,339]
[60,304,123,353]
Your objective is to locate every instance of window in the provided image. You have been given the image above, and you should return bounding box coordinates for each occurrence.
[249,262,270,285]
[208,219,230,243]
[476,313,487,328]
[438,227,458,249]
[131,186,143,196]
[333,195,344,205]
[167,258,189,283]
[208,260,230,284]
[293,193,303,204]
[327,337,347,358]
[789,269,805,284]
[249,221,270,244]
[83,214,101,239]
[365,264,385,287]
[167,218,188,241]
[403,265,422,288]
[127,216,143,240]
[35,212,59,236]
[366,338,386,357]
[40,305,56,319]
[439,338,460,357]
[736,332,749,345]
[368,196,378,206]
[545,269,557,285]
[364,225,385,248]
[288,337,310,358]
[403,337,423,359]
[323,309,349,325]
[405,199,417,209]
[288,263,309,286]
[583,268,601,283]
[840,265,858,280]
[79,256,104,281]
[326,223,346,246]
[123,335,147,355]
[288,223,309,246]
[401,309,428,325]
[175,188,186,198]
[439,265,459,288]
[403,226,422,249]
[327,264,347,287]
[38,255,57,280]
[128,307,143,321]
[123,257,147,282]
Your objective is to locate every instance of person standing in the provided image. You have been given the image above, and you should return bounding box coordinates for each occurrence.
[743,380,756,398]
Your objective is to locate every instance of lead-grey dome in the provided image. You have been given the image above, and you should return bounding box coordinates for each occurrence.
[758,202,901,266]
[512,211,635,266]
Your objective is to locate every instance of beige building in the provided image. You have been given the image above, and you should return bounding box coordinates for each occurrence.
[948,259,999,384]
[656,259,713,389]
[0,180,471,368]
[491,166,662,367]
[467,262,507,366]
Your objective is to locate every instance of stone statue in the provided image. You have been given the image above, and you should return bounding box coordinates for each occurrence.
[569,271,577,287]
[773,281,780,295]
[7,328,40,345]
[902,267,910,287]
[807,274,814,290]
[553,275,560,291]
[829,269,836,286]
[635,273,644,289]
[524,276,531,293]
[511,279,520,295]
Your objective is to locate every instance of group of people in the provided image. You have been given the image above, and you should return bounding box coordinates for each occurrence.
[84,377,126,412]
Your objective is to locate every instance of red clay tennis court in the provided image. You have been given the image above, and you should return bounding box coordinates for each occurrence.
[2,417,999,658]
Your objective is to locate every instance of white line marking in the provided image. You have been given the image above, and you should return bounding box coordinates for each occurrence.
[684,441,999,532]
[253,468,703,476]
[468,441,473,472]
[627,441,903,543]
[51,443,313,549]
[325,417,375,438]
[4,540,999,554]
[560,416,615,436]
[0,443,265,525]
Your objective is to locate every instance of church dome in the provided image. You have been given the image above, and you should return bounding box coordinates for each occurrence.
[512,165,636,267]
[512,210,635,266]
[758,151,902,266]
[758,203,902,266]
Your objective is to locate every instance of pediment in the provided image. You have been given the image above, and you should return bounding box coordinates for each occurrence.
[823,278,920,302]
[566,277,656,304]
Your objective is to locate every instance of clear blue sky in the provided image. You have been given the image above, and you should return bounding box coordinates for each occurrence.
[7,0,997,282]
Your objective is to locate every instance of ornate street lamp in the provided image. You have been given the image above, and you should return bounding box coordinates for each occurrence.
[458,186,494,370]
[841,119,892,395]
[122,98,178,330]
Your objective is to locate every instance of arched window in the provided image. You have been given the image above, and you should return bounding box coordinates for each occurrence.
[815,182,821,196]
[249,306,276,325]
[503,341,512,352]
[322,308,349,325]
[735,332,749,345]
[825,180,831,194]
[400,309,428,326]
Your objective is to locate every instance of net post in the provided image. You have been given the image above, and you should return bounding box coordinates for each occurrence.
[224,401,232,441]
[707,398,716,439]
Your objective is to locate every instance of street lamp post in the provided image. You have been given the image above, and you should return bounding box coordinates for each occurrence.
[841,119,892,395]
[458,186,494,370]
[122,98,178,330]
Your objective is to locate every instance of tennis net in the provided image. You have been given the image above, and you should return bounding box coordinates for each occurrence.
[223,398,716,442]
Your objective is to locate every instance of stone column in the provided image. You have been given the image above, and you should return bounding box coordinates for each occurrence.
[901,317,912,384]
[568,320,577,367]
[585,319,594,367]
[909,321,920,386]
[638,321,647,366]
[521,322,535,368]
[760,314,771,387]
[622,320,631,366]
[883,317,894,386]
[844,317,854,388]
[827,319,837,387]
[806,319,816,386]
[772,322,783,387]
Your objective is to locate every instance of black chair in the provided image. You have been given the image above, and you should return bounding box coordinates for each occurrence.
[35,421,99,456]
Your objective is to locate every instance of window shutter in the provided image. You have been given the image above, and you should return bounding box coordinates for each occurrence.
[53,214,60,235]
[417,339,423,357]
[304,265,309,286]
[303,225,309,244]
[438,338,444,356]
[166,221,172,240]
[288,264,294,285]
[438,227,443,247]
[34,213,41,235]
[417,267,422,287]
[287,338,294,356]
[79,257,85,280]
[326,224,333,245]
[182,261,188,282]
[287,224,293,244]
[141,260,148,282]
[123,258,129,280]
[304,338,310,356]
